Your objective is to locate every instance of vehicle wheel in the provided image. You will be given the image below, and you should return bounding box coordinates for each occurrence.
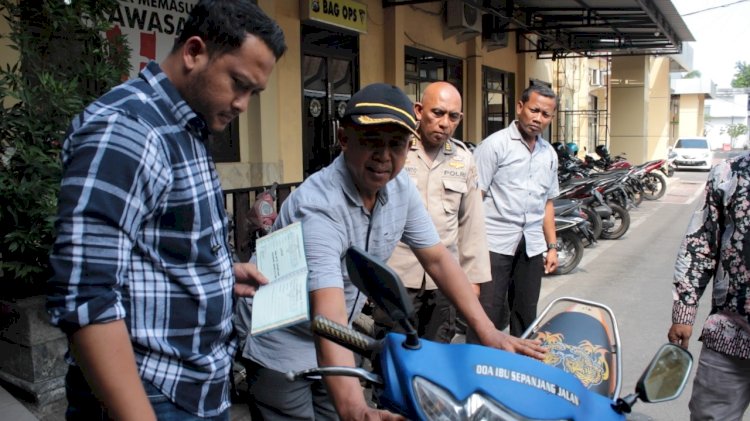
[666,165,675,177]
[641,172,667,200]
[600,203,630,240]
[630,190,643,207]
[582,206,603,239]
[553,231,584,275]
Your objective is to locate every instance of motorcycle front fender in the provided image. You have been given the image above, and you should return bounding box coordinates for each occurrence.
[594,203,613,218]
[576,222,597,244]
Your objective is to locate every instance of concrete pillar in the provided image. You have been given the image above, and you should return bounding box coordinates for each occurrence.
[645,57,671,160]
[0,296,67,407]
[466,37,483,143]
[384,6,405,87]
[610,56,648,162]
[678,94,706,138]
[610,56,671,163]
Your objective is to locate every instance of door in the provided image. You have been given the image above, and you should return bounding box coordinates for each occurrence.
[302,26,357,177]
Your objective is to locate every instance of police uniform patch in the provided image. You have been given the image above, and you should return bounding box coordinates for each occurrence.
[449,161,465,169]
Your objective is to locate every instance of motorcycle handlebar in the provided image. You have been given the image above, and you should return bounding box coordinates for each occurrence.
[311,315,380,356]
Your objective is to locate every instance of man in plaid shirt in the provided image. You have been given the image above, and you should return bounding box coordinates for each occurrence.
[47,1,285,419]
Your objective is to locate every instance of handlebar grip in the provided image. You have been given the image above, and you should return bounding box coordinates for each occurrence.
[312,315,378,355]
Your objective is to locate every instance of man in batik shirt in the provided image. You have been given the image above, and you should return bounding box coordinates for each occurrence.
[668,153,750,421]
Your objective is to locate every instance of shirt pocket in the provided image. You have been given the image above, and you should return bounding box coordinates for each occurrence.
[532,156,554,193]
[442,179,467,215]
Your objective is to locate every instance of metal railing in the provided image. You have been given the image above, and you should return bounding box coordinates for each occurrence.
[223,182,301,262]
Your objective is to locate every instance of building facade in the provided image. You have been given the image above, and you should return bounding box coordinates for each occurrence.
[2,0,696,189]
[704,88,750,148]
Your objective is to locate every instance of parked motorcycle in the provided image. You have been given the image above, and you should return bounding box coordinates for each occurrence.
[588,147,667,201]
[661,156,676,177]
[292,247,693,421]
[584,145,632,172]
[634,160,668,200]
[552,199,596,275]
[557,178,630,240]
[553,216,589,275]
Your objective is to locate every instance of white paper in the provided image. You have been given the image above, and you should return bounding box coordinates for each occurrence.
[250,222,309,335]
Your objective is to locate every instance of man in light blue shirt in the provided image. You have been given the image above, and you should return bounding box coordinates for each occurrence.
[472,84,560,340]
[240,83,546,421]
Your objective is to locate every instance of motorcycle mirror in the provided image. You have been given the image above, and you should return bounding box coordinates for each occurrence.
[636,343,693,403]
[345,247,420,348]
[613,343,692,414]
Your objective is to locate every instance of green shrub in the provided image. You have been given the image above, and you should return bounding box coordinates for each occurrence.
[0,0,130,298]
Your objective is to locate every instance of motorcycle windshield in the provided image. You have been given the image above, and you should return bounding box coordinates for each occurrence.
[377,334,621,421]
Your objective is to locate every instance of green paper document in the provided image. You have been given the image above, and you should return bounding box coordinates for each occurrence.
[250,222,310,335]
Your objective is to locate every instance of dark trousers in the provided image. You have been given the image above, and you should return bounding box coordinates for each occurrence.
[467,240,543,342]
[241,358,338,421]
[373,279,456,343]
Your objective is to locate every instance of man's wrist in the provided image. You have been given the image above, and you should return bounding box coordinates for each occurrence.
[547,242,558,251]
[671,301,698,325]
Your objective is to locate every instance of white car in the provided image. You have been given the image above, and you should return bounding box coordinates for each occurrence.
[669,137,714,171]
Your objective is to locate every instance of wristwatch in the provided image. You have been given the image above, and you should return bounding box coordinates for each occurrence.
[547,243,558,251]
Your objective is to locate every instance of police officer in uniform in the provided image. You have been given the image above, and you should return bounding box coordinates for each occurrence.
[383,81,491,342]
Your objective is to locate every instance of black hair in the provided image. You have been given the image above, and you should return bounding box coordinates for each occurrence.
[338,115,355,127]
[173,0,287,60]
[520,84,558,109]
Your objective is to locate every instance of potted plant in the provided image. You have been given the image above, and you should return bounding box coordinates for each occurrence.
[0,0,130,410]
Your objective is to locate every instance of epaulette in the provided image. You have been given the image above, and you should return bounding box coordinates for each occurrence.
[449,138,470,152]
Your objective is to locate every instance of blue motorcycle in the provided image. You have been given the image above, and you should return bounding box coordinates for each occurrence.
[291,246,692,420]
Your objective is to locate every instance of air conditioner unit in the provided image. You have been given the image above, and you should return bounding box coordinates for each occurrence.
[444,0,482,42]
[482,13,509,51]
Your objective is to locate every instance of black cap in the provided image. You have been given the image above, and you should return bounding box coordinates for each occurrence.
[343,83,418,137]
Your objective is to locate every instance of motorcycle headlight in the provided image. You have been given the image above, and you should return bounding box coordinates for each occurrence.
[412,377,571,421]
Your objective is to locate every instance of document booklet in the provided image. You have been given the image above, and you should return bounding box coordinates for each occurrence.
[250,221,310,335]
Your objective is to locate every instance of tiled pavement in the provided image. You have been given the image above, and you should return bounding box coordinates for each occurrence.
[0,383,256,421]
[0,385,38,421]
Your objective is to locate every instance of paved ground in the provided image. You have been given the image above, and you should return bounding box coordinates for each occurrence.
[0,385,38,421]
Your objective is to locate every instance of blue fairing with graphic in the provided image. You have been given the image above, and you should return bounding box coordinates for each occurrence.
[378,333,621,421]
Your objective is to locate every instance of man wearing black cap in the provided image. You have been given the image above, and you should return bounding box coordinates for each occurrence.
[239,83,545,420]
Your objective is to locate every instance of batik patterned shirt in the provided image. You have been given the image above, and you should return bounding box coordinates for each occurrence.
[672,153,750,359]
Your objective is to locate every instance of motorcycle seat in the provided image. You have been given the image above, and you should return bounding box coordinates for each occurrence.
[528,307,618,399]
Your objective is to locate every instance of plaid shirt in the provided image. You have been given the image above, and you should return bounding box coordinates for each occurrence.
[672,152,750,359]
[48,62,236,416]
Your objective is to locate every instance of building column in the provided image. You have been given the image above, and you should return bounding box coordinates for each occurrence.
[610,55,670,163]
[645,57,671,160]
[466,37,483,143]
[384,6,405,87]
[610,56,648,162]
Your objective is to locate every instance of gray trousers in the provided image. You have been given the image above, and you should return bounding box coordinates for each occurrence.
[242,358,339,421]
[240,358,339,421]
[689,345,750,421]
